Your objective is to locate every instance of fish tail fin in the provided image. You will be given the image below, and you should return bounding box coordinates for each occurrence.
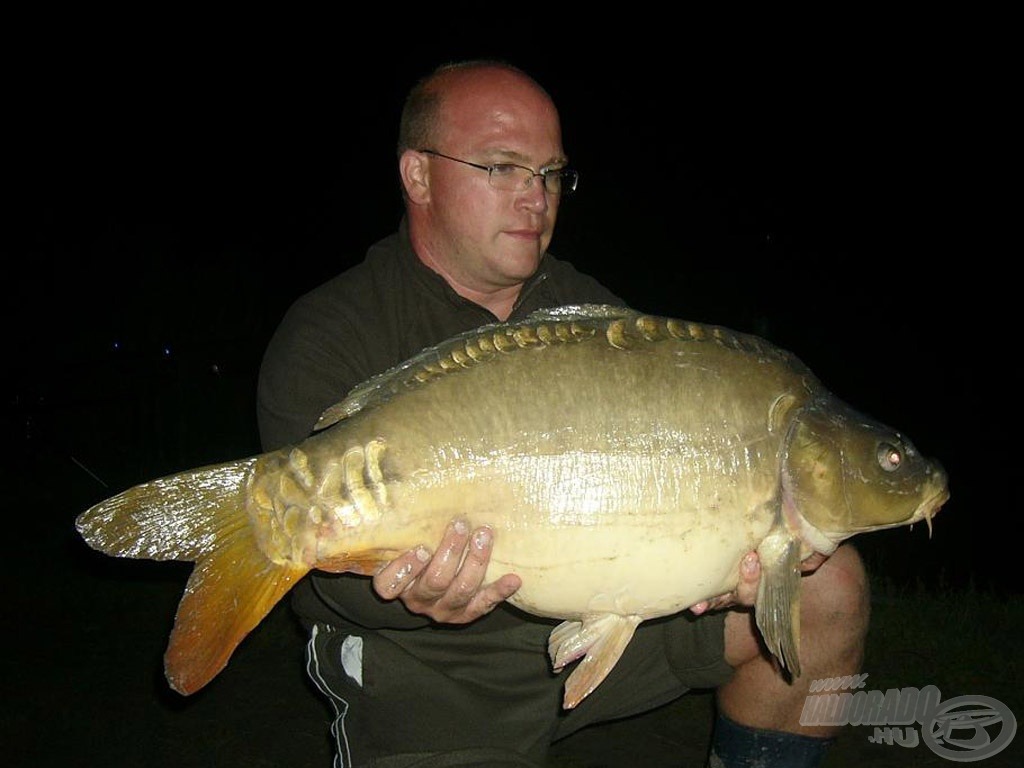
[165,525,306,694]
[548,613,643,709]
[75,458,309,695]
[76,459,258,563]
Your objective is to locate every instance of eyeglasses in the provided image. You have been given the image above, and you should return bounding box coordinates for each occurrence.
[418,149,578,196]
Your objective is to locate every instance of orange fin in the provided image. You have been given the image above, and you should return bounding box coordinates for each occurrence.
[75,457,310,695]
[165,521,308,695]
[317,548,406,576]
[548,613,643,709]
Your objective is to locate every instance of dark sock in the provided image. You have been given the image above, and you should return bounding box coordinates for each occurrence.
[707,712,835,768]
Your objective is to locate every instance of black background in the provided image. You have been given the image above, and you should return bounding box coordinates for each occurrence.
[8,12,1017,630]
[5,11,1019,767]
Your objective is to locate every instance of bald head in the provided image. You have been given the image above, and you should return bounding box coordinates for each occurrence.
[398,61,560,157]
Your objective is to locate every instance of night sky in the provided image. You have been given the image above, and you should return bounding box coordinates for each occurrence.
[10,22,1016,595]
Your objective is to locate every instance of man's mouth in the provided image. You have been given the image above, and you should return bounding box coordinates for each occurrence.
[504,228,543,240]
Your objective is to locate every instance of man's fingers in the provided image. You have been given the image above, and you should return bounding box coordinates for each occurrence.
[416,519,471,598]
[438,526,495,609]
[801,551,829,573]
[687,552,762,614]
[372,545,431,599]
[688,600,711,616]
[466,573,522,618]
[371,517,470,603]
[371,518,521,623]
[733,552,760,606]
[419,526,509,620]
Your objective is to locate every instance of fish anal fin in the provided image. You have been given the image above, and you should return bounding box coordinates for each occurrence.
[755,528,803,677]
[164,528,308,695]
[548,613,643,709]
[317,548,406,576]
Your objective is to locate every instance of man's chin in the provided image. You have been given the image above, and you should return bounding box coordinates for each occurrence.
[497,248,543,277]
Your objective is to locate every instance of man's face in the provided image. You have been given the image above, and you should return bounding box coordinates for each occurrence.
[417,69,567,293]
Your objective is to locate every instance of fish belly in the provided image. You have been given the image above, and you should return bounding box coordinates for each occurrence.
[492,518,769,620]
[370,450,779,622]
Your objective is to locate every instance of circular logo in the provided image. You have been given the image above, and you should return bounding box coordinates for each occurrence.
[921,695,1016,762]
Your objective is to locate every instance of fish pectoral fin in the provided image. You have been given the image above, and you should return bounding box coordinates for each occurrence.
[754,529,803,677]
[164,526,308,695]
[548,613,643,710]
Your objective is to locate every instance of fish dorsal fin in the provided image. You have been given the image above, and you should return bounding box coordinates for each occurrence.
[314,304,635,431]
[522,303,637,323]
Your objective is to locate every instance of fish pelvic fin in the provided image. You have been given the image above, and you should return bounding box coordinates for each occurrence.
[548,613,643,709]
[754,528,803,678]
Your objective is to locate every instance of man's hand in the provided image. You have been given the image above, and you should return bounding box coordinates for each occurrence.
[372,518,521,623]
[687,550,831,615]
[688,552,761,615]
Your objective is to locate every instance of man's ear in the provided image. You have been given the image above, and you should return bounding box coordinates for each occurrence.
[399,150,430,205]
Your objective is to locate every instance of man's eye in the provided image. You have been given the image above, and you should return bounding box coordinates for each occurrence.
[490,164,519,176]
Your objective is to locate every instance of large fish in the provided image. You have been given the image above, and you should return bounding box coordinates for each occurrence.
[76,305,948,709]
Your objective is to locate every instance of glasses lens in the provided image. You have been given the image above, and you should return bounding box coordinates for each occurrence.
[545,169,578,195]
[487,164,527,191]
[486,164,578,195]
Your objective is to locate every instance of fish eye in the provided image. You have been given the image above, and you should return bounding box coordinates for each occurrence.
[877,442,903,472]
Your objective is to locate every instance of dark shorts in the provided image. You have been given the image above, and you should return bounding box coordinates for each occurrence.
[306,607,734,768]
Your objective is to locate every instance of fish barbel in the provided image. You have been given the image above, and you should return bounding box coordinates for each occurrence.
[76,305,949,708]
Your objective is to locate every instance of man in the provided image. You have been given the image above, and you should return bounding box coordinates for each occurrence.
[257,60,868,768]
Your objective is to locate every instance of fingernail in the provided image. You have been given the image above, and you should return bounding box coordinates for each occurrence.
[453,518,469,535]
[415,546,431,562]
[743,553,758,572]
[382,561,414,593]
[394,562,413,581]
[473,528,491,549]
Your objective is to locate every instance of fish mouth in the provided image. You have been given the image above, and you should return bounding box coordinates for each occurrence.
[915,485,950,539]
[843,484,950,538]
[803,478,950,543]
[914,463,950,538]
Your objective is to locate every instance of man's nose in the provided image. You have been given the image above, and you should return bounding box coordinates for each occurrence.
[516,174,549,210]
